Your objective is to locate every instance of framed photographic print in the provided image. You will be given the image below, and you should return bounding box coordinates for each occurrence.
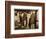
[5,1,45,38]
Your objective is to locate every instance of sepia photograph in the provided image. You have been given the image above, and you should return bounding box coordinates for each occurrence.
[14,9,38,30]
